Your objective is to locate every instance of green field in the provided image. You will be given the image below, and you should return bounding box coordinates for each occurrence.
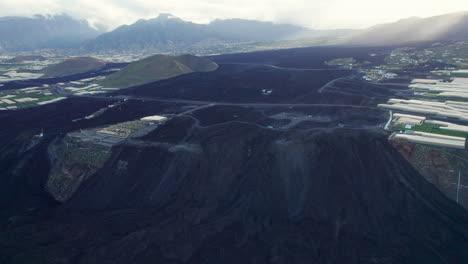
[408,122,468,138]
[409,97,445,102]
[411,125,468,138]
[393,121,468,138]
[325,57,356,66]
[451,73,468,78]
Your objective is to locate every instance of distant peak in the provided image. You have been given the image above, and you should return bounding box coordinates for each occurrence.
[156,13,180,21]
[142,13,184,25]
[396,16,421,22]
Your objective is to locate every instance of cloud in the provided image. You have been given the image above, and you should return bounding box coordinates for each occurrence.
[0,0,467,30]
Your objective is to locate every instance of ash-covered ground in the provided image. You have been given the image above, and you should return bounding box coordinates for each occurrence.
[0,46,466,263]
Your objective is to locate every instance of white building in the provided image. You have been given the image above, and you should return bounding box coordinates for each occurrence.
[140,115,168,122]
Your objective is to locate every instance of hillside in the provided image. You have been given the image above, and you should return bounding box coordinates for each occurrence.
[343,11,468,46]
[42,57,106,78]
[99,54,218,88]
[0,103,467,263]
[5,55,46,63]
[0,14,103,52]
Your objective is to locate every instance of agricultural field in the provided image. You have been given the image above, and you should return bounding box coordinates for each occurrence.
[0,74,119,110]
[325,57,358,69]
[396,121,468,139]
[60,77,119,96]
[0,57,63,83]
[0,88,66,110]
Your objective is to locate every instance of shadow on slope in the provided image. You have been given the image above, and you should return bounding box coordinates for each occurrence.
[1,126,466,263]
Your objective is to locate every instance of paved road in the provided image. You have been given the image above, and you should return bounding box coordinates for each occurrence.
[318,76,354,94]
[222,62,353,72]
[101,95,378,110]
[384,110,393,130]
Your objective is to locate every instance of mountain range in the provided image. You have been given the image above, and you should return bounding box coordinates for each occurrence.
[82,14,351,53]
[342,11,468,46]
[78,11,468,52]
[82,14,224,53]
[0,11,467,53]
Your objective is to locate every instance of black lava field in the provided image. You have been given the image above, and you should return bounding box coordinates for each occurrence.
[0,46,467,264]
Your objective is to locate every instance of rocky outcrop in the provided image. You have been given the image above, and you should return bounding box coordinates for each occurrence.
[46,135,111,202]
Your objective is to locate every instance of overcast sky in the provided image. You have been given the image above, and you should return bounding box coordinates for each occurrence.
[1,0,468,30]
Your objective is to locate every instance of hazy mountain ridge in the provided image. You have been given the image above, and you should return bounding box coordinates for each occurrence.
[82,11,468,53]
[1,11,468,53]
[208,18,307,41]
[0,14,104,52]
[342,11,468,45]
[209,19,356,41]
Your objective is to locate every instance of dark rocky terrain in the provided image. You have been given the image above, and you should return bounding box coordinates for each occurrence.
[0,46,467,263]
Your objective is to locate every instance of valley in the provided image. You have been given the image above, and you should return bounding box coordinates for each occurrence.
[0,2,467,263]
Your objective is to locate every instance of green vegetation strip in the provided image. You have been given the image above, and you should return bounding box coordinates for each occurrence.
[409,97,446,102]
[411,125,468,138]
[408,96,468,103]
[393,122,468,138]
[419,122,441,129]
[451,73,468,78]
